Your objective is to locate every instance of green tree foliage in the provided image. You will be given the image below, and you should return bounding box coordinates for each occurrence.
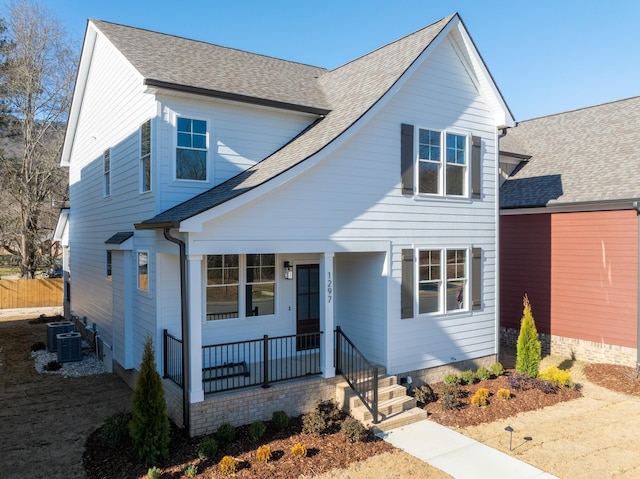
[129,337,170,465]
[516,294,541,378]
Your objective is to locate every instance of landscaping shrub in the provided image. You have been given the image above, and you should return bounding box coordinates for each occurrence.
[256,444,272,463]
[470,387,490,407]
[31,341,46,352]
[219,456,238,475]
[440,383,460,410]
[530,378,557,394]
[443,373,459,385]
[340,416,367,443]
[316,400,342,422]
[100,409,132,448]
[248,420,266,443]
[197,436,218,460]
[182,464,197,478]
[129,337,170,465]
[147,466,161,479]
[302,411,327,436]
[516,294,541,378]
[490,362,505,377]
[413,384,437,405]
[496,388,511,400]
[291,442,307,458]
[216,422,236,444]
[476,366,491,381]
[271,410,289,431]
[539,366,575,389]
[507,372,531,391]
[460,370,476,385]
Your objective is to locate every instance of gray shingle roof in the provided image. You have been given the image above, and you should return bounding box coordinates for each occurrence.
[124,14,455,228]
[91,20,331,115]
[104,231,134,244]
[500,96,640,209]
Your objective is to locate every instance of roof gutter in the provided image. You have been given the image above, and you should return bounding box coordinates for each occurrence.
[144,79,331,116]
[162,227,190,434]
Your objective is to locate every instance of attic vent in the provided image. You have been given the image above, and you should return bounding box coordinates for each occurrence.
[47,321,74,352]
[56,332,82,363]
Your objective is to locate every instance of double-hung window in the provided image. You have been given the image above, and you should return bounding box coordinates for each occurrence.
[140,119,151,192]
[418,129,468,196]
[418,248,467,314]
[176,117,207,180]
[103,149,111,196]
[206,254,239,320]
[246,254,275,316]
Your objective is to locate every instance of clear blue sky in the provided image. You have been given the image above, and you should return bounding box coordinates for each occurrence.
[15,0,640,121]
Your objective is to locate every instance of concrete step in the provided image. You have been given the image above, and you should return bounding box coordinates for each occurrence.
[351,394,417,423]
[368,407,430,434]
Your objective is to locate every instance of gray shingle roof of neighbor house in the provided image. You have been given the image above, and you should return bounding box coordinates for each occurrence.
[500,96,640,209]
[127,14,461,229]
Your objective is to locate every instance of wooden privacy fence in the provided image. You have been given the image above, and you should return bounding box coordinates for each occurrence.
[0,279,63,309]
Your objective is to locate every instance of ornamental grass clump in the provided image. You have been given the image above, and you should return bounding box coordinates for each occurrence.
[496,388,511,400]
[219,456,238,475]
[291,442,307,458]
[256,445,272,463]
[516,294,541,378]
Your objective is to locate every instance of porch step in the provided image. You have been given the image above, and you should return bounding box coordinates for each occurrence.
[351,394,417,423]
[368,407,430,434]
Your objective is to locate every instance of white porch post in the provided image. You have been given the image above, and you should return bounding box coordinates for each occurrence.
[187,254,204,402]
[320,252,335,378]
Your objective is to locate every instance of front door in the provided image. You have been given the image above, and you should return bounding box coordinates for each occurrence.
[296,264,320,350]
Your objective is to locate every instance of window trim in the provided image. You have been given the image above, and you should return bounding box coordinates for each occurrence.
[416,247,469,316]
[174,114,210,182]
[103,148,111,197]
[137,250,149,292]
[140,119,152,193]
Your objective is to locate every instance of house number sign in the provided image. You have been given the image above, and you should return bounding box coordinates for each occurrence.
[327,272,332,303]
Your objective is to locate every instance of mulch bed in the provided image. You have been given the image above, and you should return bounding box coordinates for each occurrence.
[584,363,640,397]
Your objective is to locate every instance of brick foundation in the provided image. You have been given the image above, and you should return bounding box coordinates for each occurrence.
[397,355,498,387]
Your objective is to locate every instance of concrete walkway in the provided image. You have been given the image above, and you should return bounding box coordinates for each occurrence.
[378,420,556,479]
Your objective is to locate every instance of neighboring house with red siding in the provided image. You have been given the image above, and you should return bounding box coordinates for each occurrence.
[499,96,640,367]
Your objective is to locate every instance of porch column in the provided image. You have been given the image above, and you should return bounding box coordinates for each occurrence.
[320,252,335,378]
[187,254,204,403]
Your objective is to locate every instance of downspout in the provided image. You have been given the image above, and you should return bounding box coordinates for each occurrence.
[163,227,190,433]
[633,201,640,369]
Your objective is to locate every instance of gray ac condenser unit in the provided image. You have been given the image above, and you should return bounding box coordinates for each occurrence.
[57,332,82,362]
[47,321,74,352]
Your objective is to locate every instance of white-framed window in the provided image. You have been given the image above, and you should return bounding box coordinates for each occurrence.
[137,251,148,291]
[176,117,207,181]
[140,119,151,192]
[418,248,467,314]
[206,253,276,321]
[418,128,468,196]
[106,251,112,280]
[103,148,111,196]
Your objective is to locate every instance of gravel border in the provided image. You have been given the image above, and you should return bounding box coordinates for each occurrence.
[31,344,108,377]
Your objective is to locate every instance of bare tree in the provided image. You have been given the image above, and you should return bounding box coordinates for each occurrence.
[0,0,76,278]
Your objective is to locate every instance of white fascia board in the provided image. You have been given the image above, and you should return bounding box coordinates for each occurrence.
[187,238,391,256]
[53,208,69,243]
[179,17,459,233]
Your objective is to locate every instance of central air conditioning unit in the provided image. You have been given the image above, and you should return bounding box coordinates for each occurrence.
[57,332,82,363]
[47,321,74,352]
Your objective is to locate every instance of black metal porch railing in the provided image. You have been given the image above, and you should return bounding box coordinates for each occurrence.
[163,329,183,387]
[163,330,322,394]
[334,326,379,424]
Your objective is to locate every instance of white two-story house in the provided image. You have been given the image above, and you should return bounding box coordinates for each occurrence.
[58,13,514,435]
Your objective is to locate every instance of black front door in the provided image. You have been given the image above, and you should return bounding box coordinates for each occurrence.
[296,264,320,350]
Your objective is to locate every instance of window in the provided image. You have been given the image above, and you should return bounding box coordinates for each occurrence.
[206,254,239,320]
[176,117,207,180]
[104,149,111,196]
[106,251,112,280]
[140,119,151,192]
[418,248,467,314]
[418,129,467,196]
[137,251,148,291]
[246,254,275,317]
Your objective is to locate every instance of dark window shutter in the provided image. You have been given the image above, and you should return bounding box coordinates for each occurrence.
[401,249,414,319]
[401,124,414,195]
[471,247,482,310]
[471,136,481,199]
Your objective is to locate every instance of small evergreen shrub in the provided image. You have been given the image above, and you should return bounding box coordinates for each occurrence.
[490,362,505,377]
[147,466,161,479]
[538,366,575,389]
[440,383,460,411]
[443,373,459,385]
[100,409,132,448]
[316,400,342,422]
[476,366,491,381]
[31,341,46,352]
[302,411,327,436]
[248,420,266,443]
[470,387,490,407]
[413,384,437,404]
[182,464,197,478]
[129,337,170,465]
[460,370,476,385]
[516,294,542,378]
[496,388,511,400]
[44,360,62,371]
[291,442,307,458]
[340,417,367,443]
[507,372,531,391]
[271,410,289,431]
[216,422,236,444]
[256,444,272,463]
[219,456,238,475]
[197,436,218,460]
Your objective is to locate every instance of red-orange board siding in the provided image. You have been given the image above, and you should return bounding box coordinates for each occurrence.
[501,210,638,348]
